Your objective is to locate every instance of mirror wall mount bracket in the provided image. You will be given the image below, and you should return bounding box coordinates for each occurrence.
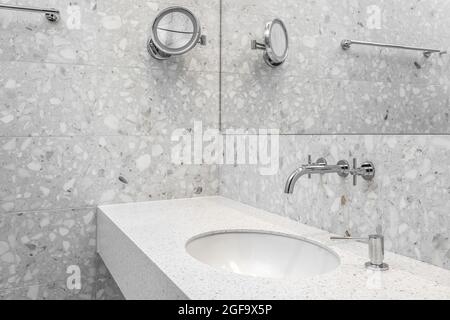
[147,6,206,60]
[251,40,266,51]
[147,39,172,60]
[199,35,207,46]
[251,18,289,68]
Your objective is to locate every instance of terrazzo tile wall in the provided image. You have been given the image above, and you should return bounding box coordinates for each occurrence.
[0,0,220,299]
[1,0,449,301]
[219,0,449,269]
[221,0,450,134]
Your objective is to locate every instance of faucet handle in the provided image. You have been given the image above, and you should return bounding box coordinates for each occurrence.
[308,155,312,179]
[351,158,376,186]
[352,158,358,186]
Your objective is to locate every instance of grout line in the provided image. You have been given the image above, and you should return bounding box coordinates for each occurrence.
[1,133,450,140]
[93,209,99,301]
[218,0,223,132]
[1,205,98,215]
[0,279,96,300]
[0,59,221,74]
[0,132,224,139]
[217,133,450,136]
[0,282,42,293]
[219,70,448,88]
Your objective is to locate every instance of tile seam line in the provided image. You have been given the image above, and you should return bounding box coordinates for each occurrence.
[0,132,228,139]
[0,279,96,297]
[1,206,98,215]
[219,71,448,87]
[217,133,450,136]
[2,133,450,139]
[0,59,221,74]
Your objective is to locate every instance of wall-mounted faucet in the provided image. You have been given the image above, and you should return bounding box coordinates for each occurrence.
[284,156,376,194]
[331,234,389,271]
[284,156,350,194]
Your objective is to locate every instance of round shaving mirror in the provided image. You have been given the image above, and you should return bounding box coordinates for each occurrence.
[147,6,206,60]
[251,18,289,67]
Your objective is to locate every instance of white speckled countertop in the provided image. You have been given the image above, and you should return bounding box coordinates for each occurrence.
[97,196,450,300]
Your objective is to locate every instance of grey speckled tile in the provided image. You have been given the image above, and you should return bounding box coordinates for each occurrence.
[86,135,219,207]
[0,138,15,207]
[0,208,96,292]
[4,136,218,212]
[0,62,219,138]
[221,73,450,134]
[0,208,125,300]
[0,61,97,137]
[0,280,94,300]
[95,67,219,136]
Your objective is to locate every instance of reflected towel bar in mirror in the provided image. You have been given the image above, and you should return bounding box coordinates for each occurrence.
[341,39,447,58]
[0,3,60,22]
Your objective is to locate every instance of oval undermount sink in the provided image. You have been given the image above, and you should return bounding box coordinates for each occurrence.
[186,230,340,279]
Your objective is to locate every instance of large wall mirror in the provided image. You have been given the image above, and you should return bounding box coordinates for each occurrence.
[220,0,450,134]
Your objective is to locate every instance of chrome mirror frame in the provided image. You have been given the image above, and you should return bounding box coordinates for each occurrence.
[147,6,206,60]
[251,18,289,67]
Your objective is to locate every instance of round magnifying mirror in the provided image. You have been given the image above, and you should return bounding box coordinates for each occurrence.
[263,19,289,67]
[147,6,205,60]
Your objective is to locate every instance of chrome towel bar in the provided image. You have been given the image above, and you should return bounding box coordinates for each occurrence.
[0,3,60,22]
[341,39,447,58]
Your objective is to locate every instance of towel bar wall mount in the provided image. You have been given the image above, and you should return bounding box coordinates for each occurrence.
[0,3,60,22]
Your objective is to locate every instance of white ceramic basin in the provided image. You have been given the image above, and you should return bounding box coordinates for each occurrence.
[186,231,340,279]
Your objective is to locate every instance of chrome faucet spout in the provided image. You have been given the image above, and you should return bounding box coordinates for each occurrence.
[284,158,350,194]
[284,167,309,194]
